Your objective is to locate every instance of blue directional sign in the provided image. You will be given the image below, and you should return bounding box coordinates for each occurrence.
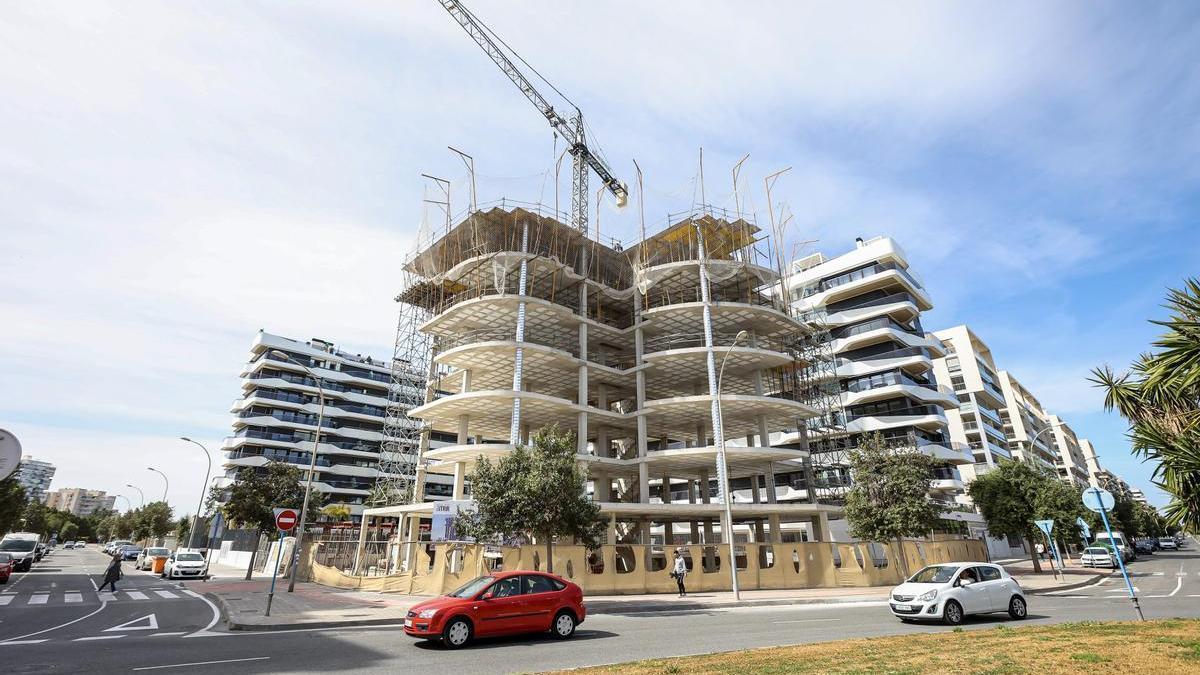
[1035,519,1055,537]
[1082,487,1115,512]
[1076,516,1091,540]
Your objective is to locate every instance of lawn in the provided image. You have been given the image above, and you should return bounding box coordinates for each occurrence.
[555,619,1200,675]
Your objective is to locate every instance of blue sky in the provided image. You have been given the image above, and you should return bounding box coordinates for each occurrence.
[1,1,1197,515]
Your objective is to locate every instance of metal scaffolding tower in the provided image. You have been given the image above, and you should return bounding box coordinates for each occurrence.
[795,303,852,504]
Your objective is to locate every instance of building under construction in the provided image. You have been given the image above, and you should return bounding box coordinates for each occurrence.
[364,203,842,571]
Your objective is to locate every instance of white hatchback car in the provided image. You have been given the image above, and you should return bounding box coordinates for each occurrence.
[890,563,1027,625]
[161,551,209,580]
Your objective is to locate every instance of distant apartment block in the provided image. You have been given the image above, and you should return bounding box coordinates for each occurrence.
[997,371,1059,471]
[1130,488,1149,505]
[220,331,453,521]
[44,488,116,516]
[930,325,1012,484]
[15,455,56,503]
[1048,415,1090,488]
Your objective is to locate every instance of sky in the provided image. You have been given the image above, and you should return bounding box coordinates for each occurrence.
[2,1,1198,516]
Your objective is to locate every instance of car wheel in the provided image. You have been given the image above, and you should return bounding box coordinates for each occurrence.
[442,617,472,649]
[943,600,964,626]
[1008,595,1027,620]
[552,610,576,639]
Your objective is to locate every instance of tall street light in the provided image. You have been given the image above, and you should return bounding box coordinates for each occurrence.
[126,484,145,507]
[270,349,326,593]
[147,467,169,502]
[114,495,132,512]
[180,438,213,552]
[715,329,750,601]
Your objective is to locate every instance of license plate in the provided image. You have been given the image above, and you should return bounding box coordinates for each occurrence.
[404,619,413,628]
[894,604,912,611]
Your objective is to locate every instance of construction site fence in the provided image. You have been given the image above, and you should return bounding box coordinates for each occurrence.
[304,538,988,596]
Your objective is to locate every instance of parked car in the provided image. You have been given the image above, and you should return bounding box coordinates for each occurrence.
[1158,537,1179,550]
[162,551,209,580]
[73,541,88,549]
[119,545,141,561]
[34,543,47,561]
[62,540,76,549]
[1081,546,1118,568]
[105,540,132,555]
[0,533,41,572]
[135,547,171,570]
[0,553,13,583]
[404,571,586,648]
[1095,532,1135,562]
[1134,540,1155,555]
[889,563,1027,625]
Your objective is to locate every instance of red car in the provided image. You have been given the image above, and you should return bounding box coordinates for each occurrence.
[404,570,585,649]
[0,553,13,584]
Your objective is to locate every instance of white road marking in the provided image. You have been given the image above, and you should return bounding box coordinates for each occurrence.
[89,578,98,591]
[133,656,270,671]
[182,590,222,638]
[0,640,48,645]
[65,592,83,603]
[75,635,124,641]
[0,598,110,643]
[126,591,149,600]
[772,618,840,624]
[105,614,158,632]
[28,594,48,605]
[98,592,116,601]
[0,596,12,607]
[152,632,187,637]
[154,590,178,599]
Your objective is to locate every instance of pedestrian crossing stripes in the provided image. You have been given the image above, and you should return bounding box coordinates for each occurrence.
[0,589,184,606]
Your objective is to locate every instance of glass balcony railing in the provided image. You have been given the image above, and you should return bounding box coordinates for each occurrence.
[805,261,925,298]
[823,291,919,316]
[845,404,945,422]
[829,316,924,341]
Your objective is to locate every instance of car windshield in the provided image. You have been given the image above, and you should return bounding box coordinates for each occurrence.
[149,548,169,556]
[0,553,12,562]
[122,546,139,552]
[176,553,204,562]
[0,540,36,553]
[907,565,959,584]
[447,576,495,598]
[1085,547,1111,554]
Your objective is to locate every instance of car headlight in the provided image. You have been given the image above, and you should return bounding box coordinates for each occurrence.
[917,589,937,602]
[418,609,438,619]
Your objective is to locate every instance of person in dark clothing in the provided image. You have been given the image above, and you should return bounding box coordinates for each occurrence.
[98,553,122,592]
[672,550,688,597]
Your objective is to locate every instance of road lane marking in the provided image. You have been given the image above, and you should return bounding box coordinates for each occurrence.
[28,594,48,605]
[154,590,178,599]
[75,635,124,641]
[106,614,158,632]
[0,596,12,606]
[133,656,270,671]
[182,590,222,638]
[98,592,116,601]
[152,632,187,637]
[126,591,149,600]
[65,592,83,603]
[772,618,840,624]
[0,599,109,643]
[89,578,98,591]
[0,640,48,645]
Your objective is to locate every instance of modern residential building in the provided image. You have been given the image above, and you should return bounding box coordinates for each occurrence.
[220,331,454,521]
[930,325,1012,484]
[366,206,841,573]
[15,455,56,503]
[44,488,116,516]
[783,237,976,535]
[997,371,1059,471]
[1048,415,1090,488]
[1130,488,1149,506]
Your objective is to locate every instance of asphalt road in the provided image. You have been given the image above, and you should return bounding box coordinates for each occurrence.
[3,543,1198,674]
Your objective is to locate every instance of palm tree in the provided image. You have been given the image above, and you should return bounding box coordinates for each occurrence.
[1091,278,1200,532]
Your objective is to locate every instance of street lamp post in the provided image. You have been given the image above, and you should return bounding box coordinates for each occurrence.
[147,467,169,502]
[114,495,132,512]
[126,484,145,507]
[715,329,750,601]
[180,438,213,552]
[270,350,326,593]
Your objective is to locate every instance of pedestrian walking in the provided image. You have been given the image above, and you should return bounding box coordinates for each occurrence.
[98,553,122,592]
[1035,542,1045,561]
[671,549,688,597]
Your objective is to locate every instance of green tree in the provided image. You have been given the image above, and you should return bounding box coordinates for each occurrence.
[456,425,605,573]
[114,511,135,539]
[1091,278,1200,532]
[321,504,351,522]
[60,521,79,541]
[843,433,940,576]
[213,462,313,580]
[174,516,191,543]
[21,501,47,537]
[0,478,27,535]
[969,461,1081,573]
[97,513,120,542]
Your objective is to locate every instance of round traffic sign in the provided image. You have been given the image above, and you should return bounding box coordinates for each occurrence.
[1082,487,1115,512]
[275,509,298,531]
[0,429,22,481]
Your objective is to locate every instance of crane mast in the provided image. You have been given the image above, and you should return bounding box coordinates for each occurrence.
[437,0,627,233]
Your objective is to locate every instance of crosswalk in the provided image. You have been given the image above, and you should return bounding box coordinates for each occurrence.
[0,588,188,607]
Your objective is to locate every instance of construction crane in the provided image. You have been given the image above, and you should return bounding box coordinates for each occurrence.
[437,0,628,234]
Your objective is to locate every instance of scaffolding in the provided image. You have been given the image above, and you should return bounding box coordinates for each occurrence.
[794,304,853,503]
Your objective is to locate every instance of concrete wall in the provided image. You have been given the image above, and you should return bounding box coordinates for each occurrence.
[307,538,988,596]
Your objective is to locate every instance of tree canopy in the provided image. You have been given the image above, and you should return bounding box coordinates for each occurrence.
[969,460,1087,572]
[1092,277,1200,532]
[210,462,317,579]
[456,425,605,573]
[0,478,28,535]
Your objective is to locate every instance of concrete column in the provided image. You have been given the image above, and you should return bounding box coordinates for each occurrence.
[757,415,770,448]
[751,475,761,504]
[452,462,466,500]
[765,463,778,504]
[607,513,618,545]
[596,426,609,458]
[768,514,783,543]
[633,291,649,504]
[661,475,671,503]
[577,286,590,453]
[753,519,766,544]
[460,368,472,393]
[457,415,469,444]
[521,423,531,446]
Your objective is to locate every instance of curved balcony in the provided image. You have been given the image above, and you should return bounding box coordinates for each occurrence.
[642,331,797,394]
[829,324,944,358]
[409,389,633,440]
[642,300,804,339]
[420,293,630,340]
[841,382,958,409]
[423,443,633,475]
[643,394,818,441]
[815,292,923,327]
[802,262,932,311]
[834,347,935,377]
[642,445,807,479]
[844,405,948,433]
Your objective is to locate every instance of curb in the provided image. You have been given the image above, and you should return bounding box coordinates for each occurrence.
[205,591,411,632]
[586,595,889,615]
[1025,572,1107,596]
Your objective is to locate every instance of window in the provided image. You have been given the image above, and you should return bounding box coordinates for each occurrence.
[524,574,563,594]
[487,577,523,598]
[978,566,1001,582]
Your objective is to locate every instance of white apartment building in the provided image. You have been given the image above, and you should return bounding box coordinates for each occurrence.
[997,371,1059,471]
[1048,415,1090,488]
[221,331,453,521]
[1130,488,1149,505]
[930,325,1012,484]
[44,488,116,516]
[785,237,978,534]
[15,455,56,503]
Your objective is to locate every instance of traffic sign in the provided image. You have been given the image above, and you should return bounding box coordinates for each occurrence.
[0,429,22,481]
[1082,487,1115,512]
[273,508,298,531]
[1076,517,1091,540]
[1035,519,1055,537]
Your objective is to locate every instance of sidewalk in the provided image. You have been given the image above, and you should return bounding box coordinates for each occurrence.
[203,560,1104,631]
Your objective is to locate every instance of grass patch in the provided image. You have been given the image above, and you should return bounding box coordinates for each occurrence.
[553,619,1200,675]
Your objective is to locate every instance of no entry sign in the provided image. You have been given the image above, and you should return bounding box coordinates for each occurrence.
[274,508,298,531]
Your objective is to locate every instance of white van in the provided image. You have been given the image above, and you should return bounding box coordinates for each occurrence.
[1095,531,1134,562]
[0,533,42,572]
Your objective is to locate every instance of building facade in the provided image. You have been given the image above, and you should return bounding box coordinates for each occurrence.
[1048,415,1091,488]
[997,371,1059,471]
[930,325,1012,484]
[44,488,116,516]
[221,331,454,522]
[366,207,841,573]
[784,237,977,535]
[15,455,56,503]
